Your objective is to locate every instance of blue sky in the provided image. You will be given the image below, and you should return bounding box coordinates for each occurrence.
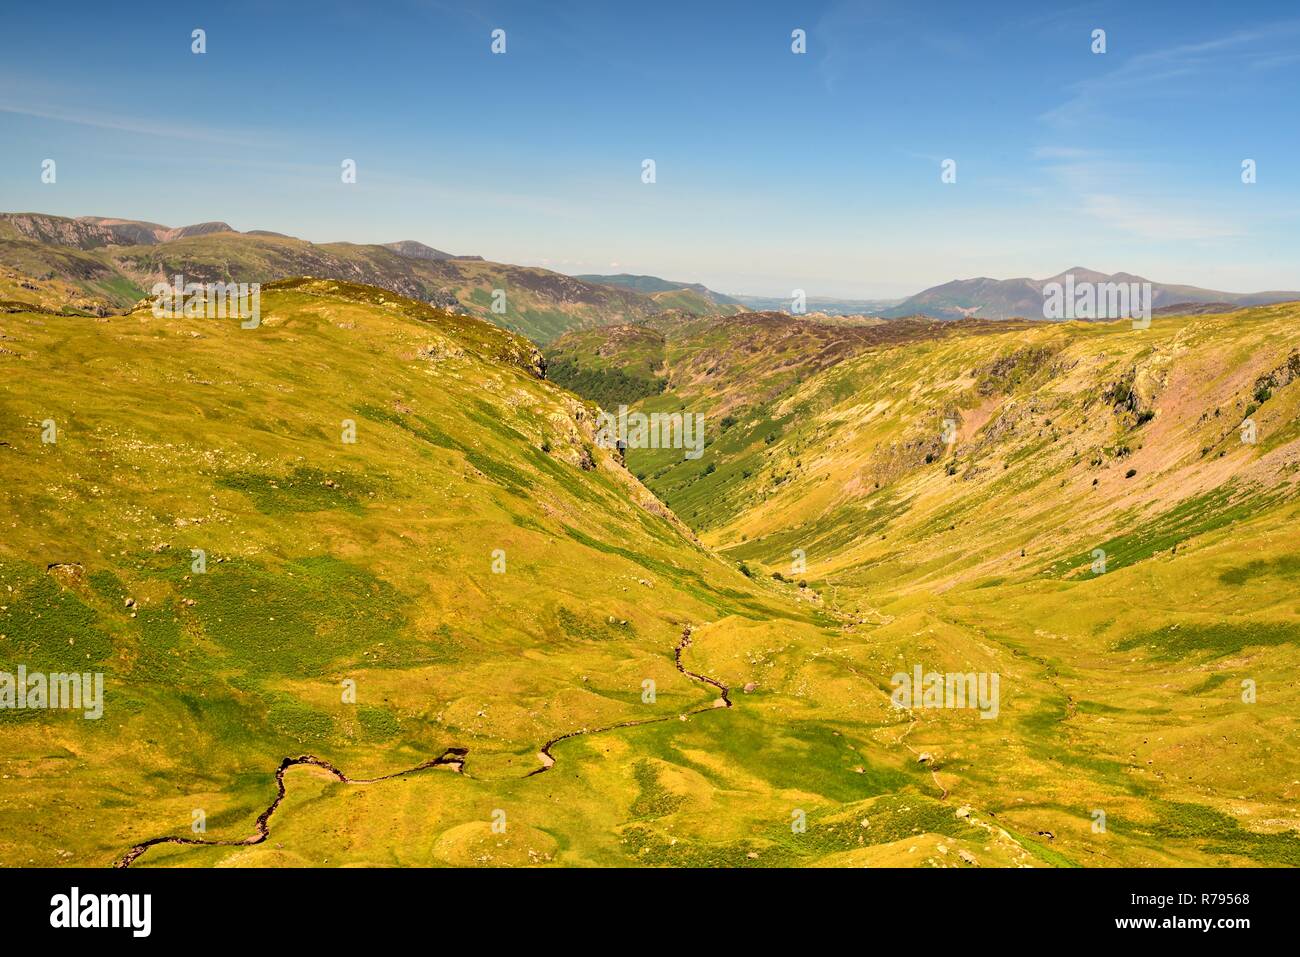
[2,0,1299,297]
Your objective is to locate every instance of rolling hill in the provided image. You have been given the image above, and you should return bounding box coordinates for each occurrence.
[548,302,1300,866]
[5,276,1055,869]
[575,273,746,316]
[3,251,1298,868]
[576,272,742,303]
[546,310,1021,423]
[1,277,901,867]
[381,239,479,262]
[880,267,1300,320]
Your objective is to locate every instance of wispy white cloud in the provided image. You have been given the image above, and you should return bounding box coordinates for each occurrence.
[1030,145,1097,161]
[812,0,980,95]
[1028,144,1243,242]
[1042,21,1300,128]
[1080,193,1240,241]
[0,101,260,146]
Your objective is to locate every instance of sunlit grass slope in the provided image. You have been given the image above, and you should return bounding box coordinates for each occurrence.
[0,278,823,864]
[3,278,1004,869]
[5,282,1296,867]
[563,304,1300,866]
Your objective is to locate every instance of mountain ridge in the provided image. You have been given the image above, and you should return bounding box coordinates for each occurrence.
[0,212,665,343]
[880,267,1300,320]
[575,272,743,305]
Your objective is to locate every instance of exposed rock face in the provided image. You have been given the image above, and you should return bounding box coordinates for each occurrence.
[4,214,124,249]
[427,290,466,313]
[416,341,466,364]
[78,217,238,244]
[1,214,240,249]
[488,341,546,380]
[46,562,85,584]
[1255,350,1300,399]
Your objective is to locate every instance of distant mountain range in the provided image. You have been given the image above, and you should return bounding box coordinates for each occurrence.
[382,239,481,262]
[0,212,659,342]
[575,273,740,304]
[3,215,241,249]
[573,273,748,317]
[6,213,1299,342]
[6,214,481,263]
[582,267,1300,322]
[575,274,908,318]
[879,267,1300,320]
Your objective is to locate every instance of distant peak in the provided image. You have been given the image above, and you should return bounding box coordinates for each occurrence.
[383,240,477,262]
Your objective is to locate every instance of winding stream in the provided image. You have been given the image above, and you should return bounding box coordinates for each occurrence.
[527,624,731,776]
[116,625,729,867]
[114,748,468,867]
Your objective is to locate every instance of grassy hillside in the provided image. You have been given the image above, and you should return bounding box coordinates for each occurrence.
[0,265,113,316]
[575,273,743,308]
[3,277,1296,867]
[552,312,1026,524]
[553,304,1300,866]
[544,323,671,408]
[648,287,747,316]
[2,277,1015,868]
